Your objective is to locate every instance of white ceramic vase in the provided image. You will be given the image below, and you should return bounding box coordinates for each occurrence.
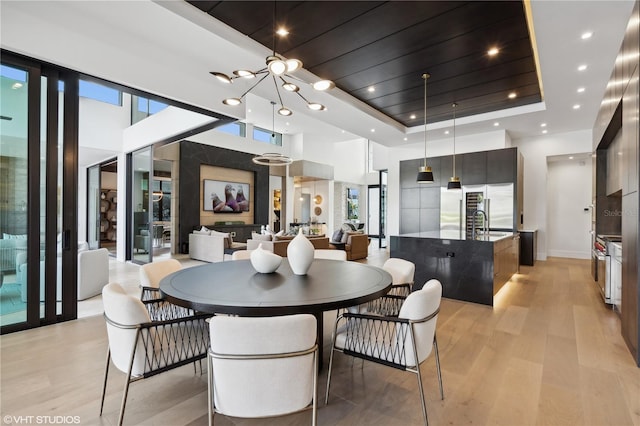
[287,229,314,275]
[250,243,282,273]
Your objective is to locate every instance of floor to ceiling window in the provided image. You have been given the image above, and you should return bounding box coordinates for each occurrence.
[1,54,79,333]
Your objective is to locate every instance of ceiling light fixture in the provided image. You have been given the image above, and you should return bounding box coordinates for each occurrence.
[508,92,517,99]
[252,101,293,166]
[211,3,333,116]
[578,64,587,71]
[488,47,499,56]
[540,123,547,127]
[573,104,581,109]
[417,73,434,183]
[447,103,461,190]
[581,32,593,40]
[577,87,585,93]
[494,122,500,127]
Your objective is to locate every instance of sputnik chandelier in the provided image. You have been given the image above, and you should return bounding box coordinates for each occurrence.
[210,5,334,117]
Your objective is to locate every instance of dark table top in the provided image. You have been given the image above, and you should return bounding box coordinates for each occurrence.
[159,259,392,316]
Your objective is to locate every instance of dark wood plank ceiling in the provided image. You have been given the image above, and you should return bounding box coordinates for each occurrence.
[188,1,540,127]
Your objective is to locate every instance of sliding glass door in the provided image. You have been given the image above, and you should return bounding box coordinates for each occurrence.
[130,147,152,264]
[1,55,78,333]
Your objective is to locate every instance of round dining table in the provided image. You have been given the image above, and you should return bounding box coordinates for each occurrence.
[159,258,392,365]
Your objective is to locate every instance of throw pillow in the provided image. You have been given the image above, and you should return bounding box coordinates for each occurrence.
[331,229,343,243]
[340,230,350,243]
[209,230,231,248]
[193,229,210,235]
[275,230,285,237]
[200,226,211,233]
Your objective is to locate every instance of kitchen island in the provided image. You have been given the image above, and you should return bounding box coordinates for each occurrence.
[390,231,520,306]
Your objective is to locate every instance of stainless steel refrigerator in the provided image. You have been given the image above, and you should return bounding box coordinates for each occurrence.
[440,183,514,235]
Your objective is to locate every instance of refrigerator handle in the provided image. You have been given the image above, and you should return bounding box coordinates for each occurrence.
[459,199,463,232]
[486,198,491,231]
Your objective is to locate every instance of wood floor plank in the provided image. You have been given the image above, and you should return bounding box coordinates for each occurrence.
[486,357,543,425]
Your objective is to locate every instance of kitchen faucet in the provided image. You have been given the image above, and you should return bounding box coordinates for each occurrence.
[471,209,487,239]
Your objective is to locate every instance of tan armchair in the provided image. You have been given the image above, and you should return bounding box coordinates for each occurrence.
[344,232,369,261]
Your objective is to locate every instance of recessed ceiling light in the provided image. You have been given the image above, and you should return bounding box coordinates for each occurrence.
[444,130,450,135]
[488,47,499,56]
[542,130,548,134]
[581,32,593,40]
[286,122,290,126]
[577,87,585,93]
[540,123,547,127]
[573,104,581,109]
[578,64,587,71]
[276,28,289,36]
[493,122,499,127]
[410,114,416,119]
[569,156,574,159]
[247,109,252,113]
[371,128,375,132]
[367,86,375,93]
[508,92,517,99]
[341,130,345,134]
[403,137,408,141]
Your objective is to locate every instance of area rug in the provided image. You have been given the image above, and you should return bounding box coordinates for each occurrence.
[0,282,26,315]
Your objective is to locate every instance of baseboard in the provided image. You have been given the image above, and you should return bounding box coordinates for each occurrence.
[546,249,590,259]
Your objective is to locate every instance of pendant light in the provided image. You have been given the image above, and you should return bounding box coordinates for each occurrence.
[252,101,293,166]
[416,73,434,183]
[447,103,462,190]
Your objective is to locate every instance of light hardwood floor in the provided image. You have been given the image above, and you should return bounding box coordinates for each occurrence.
[1,246,639,426]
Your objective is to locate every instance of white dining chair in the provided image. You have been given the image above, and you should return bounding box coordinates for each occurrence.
[100,283,210,426]
[138,258,193,319]
[382,257,415,296]
[231,250,253,260]
[207,314,318,425]
[326,279,443,426]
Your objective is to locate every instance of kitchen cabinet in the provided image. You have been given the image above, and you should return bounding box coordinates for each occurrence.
[461,152,487,185]
[519,230,537,266]
[487,148,516,184]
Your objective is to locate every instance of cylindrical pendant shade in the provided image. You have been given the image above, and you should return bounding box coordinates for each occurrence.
[417,166,434,183]
[447,176,461,190]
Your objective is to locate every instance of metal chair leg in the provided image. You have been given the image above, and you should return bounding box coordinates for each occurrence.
[118,375,132,426]
[325,341,338,404]
[207,352,214,426]
[410,325,429,426]
[312,347,318,426]
[99,349,111,416]
[434,335,444,400]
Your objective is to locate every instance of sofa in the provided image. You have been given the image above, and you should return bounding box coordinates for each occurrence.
[17,246,109,301]
[246,234,331,257]
[0,235,27,273]
[189,227,246,263]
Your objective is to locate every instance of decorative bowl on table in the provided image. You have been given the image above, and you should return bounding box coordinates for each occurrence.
[250,243,282,273]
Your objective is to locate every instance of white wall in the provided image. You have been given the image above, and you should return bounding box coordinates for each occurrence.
[79,94,130,153]
[512,128,593,260]
[546,157,593,258]
[122,106,217,153]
